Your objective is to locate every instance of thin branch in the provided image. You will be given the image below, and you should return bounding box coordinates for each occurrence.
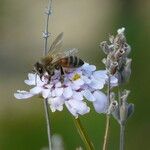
[43,0,53,150]
[44,0,52,55]
[118,87,125,150]
[43,99,52,150]
[102,75,111,150]
[102,115,110,150]
[120,124,125,150]
[73,117,95,150]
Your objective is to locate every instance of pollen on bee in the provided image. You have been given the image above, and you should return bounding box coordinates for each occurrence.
[72,73,81,81]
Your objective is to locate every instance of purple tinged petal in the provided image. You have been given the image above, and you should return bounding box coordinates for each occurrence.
[72,91,84,101]
[89,77,105,90]
[93,91,108,113]
[73,78,84,86]
[93,70,108,81]
[54,88,63,97]
[63,87,73,99]
[48,97,64,112]
[82,63,96,72]
[82,76,91,84]
[83,89,96,101]
[65,99,90,118]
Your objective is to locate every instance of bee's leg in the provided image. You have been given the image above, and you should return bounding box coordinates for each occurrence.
[46,70,52,83]
[40,74,43,81]
[60,67,65,82]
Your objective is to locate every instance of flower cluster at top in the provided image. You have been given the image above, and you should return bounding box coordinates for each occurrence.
[100,27,132,84]
[14,63,117,118]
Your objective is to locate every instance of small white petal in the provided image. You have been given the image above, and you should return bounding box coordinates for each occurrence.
[82,63,96,72]
[24,73,37,85]
[89,77,104,90]
[45,84,53,89]
[93,91,108,113]
[73,78,84,86]
[65,99,90,117]
[83,89,95,102]
[55,82,61,88]
[63,87,73,99]
[42,89,51,99]
[73,91,83,101]
[82,76,91,84]
[28,73,36,80]
[57,105,63,111]
[48,97,64,112]
[24,79,35,86]
[30,86,42,94]
[71,83,81,90]
[54,88,63,97]
[110,76,118,87]
[93,70,108,81]
[14,90,33,99]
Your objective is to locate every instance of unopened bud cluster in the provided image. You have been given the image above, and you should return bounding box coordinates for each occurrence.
[111,90,134,125]
[100,27,132,84]
[100,28,134,125]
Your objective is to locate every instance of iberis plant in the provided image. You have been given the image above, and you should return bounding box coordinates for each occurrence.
[14,63,118,118]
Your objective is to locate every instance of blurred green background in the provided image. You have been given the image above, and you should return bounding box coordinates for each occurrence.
[0,0,150,149]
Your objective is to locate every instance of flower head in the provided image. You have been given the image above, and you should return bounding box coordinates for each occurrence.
[14,63,118,117]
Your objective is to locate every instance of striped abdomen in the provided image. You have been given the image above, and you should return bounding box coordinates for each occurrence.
[59,56,84,68]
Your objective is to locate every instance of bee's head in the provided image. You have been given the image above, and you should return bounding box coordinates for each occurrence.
[33,62,44,75]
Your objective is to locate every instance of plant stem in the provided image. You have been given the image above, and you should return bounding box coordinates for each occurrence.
[44,0,52,55]
[73,117,95,150]
[118,87,125,150]
[44,99,52,150]
[43,0,52,150]
[102,75,111,150]
[120,124,125,150]
[102,115,110,150]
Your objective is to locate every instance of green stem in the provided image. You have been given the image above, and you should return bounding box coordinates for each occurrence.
[120,124,125,150]
[73,117,95,150]
[43,99,52,150]
[102,75,111,150]
[102,115,110,150]
[118,87,125,150]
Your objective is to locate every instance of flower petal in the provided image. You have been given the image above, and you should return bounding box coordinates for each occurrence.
[54,88,63,97]
[83,89,95,102]
[42,89,51,99]
[65,99,90,118]
[93,70,108,81]
[48,97,64,112]
[30,86,42,94]
[93,91,108,113]
[63,87,73,99]
[110,76,118,87]
[14,90,33,99]
[72,91,83,101]
[24,73,36,85]
[89,77,105,90]
[73,78,84,86]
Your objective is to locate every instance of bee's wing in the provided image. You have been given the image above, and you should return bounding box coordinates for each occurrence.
[51,48,79,63]
[48,32,64,55]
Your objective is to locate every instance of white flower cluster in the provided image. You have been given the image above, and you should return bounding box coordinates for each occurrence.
[14,63,117,118]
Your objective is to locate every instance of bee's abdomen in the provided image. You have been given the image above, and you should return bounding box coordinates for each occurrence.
[59,56,84,68]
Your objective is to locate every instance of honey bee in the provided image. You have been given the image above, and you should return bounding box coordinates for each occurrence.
[34,32,84,81]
